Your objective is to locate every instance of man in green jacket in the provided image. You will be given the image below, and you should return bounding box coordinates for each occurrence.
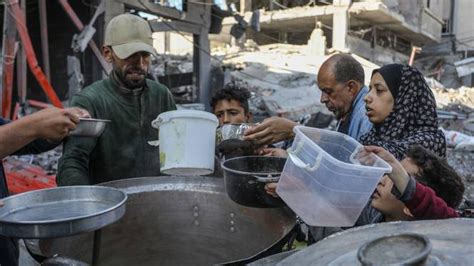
[57,14,176,185]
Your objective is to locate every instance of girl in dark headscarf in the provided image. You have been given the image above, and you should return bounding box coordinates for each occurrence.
[360,64,446,160]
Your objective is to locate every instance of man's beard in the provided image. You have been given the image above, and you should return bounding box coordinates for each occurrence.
[115,67,147,89]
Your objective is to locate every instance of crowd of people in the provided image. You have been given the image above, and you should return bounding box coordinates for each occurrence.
[0,13,467,265]
[222,54,464,242]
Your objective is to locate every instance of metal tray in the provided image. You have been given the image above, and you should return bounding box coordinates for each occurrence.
[0,186,127,239]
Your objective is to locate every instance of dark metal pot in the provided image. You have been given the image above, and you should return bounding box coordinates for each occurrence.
[221,156,287,208]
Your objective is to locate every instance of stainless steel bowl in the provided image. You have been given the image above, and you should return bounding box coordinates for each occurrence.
[69,118,111,137]
[218,123,256,142]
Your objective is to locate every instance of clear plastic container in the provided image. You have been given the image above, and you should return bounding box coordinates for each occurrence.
[276,126,392,227]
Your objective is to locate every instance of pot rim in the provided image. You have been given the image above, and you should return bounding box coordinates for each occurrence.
[221,155,286,176]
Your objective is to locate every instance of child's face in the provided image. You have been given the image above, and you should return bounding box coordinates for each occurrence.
[214,99,251,126]
[371,176,412,221]
[365,72,395,124]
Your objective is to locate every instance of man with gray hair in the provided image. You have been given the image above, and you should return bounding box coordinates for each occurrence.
[58,13,176,186]
[244,53,371,144]
[316,53,371,139]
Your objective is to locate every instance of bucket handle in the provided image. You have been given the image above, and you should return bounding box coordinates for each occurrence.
[252,174,280,183]
[349,146,364,166]
[287,142,322,172]
[151,116,171,129]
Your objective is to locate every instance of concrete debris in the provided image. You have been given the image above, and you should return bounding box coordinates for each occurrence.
[447,148,474,200]
[432,86,474,137]
[432,86,474,109]
[12,146,62,174]
[435,87,474,202]
[220,44,376,121]
[454,57,474,78]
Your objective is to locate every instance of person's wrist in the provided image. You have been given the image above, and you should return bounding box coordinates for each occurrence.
[20,115,41,139]
[390,166,410,191]
[287,121,298,138]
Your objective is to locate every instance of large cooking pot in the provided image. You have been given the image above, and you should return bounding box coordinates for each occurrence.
[222,156,287,208]
[250,218,474,265]
[33,176,296,265]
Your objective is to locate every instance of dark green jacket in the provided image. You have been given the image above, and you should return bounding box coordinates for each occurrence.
[57,78,176,185]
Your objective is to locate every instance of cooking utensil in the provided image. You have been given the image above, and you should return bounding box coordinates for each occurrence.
[222,156,287,208]
[218,123,256,142]
[357,233,432,265]
[33,176,296,265]
[0,186,127,239]
[69,118,111,137]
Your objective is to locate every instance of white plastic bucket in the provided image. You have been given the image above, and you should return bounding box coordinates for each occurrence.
[152,110,219,176]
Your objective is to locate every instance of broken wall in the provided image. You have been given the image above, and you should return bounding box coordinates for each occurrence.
[153,32,194,55]
[453,0,474,52]
[396,0,443,42]
[346,35,408,66]
[394,0,423,27]
[421,10,443,42]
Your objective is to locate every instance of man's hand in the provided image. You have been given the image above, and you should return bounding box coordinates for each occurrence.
[243,117,297,146]
[264,182,279,198]
[258,147,288,158]
[0,200,4,207]
[362,145,410,194]
[69,107,91,119]
[30,107,91,140]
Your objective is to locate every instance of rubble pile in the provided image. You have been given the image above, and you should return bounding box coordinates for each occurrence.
[432,86,474,110]
[431,86,474,201]
[12,147,62,174]
[152,54,195,103]
[220,44,333,122]
[447,147,474,202]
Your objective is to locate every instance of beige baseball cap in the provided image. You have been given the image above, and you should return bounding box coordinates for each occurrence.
[104,14,157,59]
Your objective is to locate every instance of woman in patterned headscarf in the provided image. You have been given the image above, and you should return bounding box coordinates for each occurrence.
[360,64,446,160]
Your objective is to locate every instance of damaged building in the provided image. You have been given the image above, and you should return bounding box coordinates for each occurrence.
[211,0,473,88]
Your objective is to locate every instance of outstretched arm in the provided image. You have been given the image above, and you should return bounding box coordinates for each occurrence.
[360,145,410,194]
[0,107,89,159]
[243,117,297,146]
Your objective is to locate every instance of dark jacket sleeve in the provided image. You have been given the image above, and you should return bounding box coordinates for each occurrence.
[401,181,459,219]
[13,139,60,156]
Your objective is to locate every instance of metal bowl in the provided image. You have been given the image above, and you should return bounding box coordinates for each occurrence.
[69,118,111,137]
